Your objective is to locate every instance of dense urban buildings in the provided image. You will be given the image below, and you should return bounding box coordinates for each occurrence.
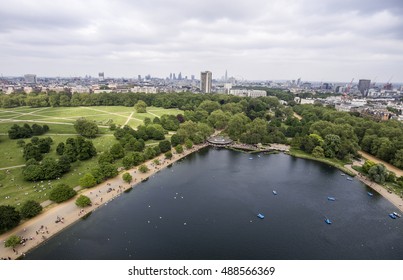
[23,74,36,84]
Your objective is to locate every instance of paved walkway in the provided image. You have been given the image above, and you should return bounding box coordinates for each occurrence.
[345,162,403,212]
[0,143,207,260]
[358,150,403,177]
[0,165,26,171]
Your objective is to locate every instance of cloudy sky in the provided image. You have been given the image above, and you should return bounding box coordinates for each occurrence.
[1,0,402,82]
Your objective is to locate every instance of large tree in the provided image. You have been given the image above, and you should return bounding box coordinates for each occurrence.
[159,140,172,153]
[368,164,388,184]
[20,200,42,219]
[49,184,77,203]
[74,118,99,138]
[0,206,21,233]
[134,100,147,113]
[79,173,97,188]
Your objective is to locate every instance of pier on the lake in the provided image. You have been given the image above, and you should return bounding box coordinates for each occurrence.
[207,136,290,153]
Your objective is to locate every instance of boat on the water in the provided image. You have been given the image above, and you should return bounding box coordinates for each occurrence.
[367,192,374,197]
[327,197,336,201]
[340,173,345,176]
[257,213,265,219]
[346,177,353,181]
[392,212,401,218]
[325,218,332,224]
[273,190,277,195]
[389,213,397,219]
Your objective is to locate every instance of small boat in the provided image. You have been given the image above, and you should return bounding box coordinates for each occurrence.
[392,212,401,218]
[324,218,332,224]
[367,192,373,197]
[389,213,397,219]
[249,157,253,160]
[257,213,265,219]
[272,190,277,195]
[340,173,345,176]
[327,197,336,201]
[346,177,353,181]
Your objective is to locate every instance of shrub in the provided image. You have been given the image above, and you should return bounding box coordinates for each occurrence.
[175,144,183,154]
[79,173,97,188]
[5,235,21,248]
[49,183,77,203]
[75,195,92,207]
[138,164,149,173]
[185,139,193,149]
[122,172,133,183]
[20,200,42,219]
[165,151,173,159]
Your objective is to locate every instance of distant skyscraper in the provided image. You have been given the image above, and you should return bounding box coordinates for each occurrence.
[24,74,37,84]
[358,79,371,96]
[200,71,212,93]
[98,72,105,82]
[225,70,228,82]
[169,73,173,80]
[191,75,195,81]
[178,72,182,80]
[172,73,176,80]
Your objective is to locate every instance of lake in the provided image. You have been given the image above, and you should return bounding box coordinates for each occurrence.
[26,147,403,259]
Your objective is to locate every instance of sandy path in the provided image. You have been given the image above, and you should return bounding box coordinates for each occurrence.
[345,162,403,212]
[358,150,403,177]
[0,143,207,260]
[293,112,302,120]
[124,112,134,126]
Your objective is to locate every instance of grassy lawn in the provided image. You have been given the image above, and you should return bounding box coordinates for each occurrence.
[0,105,182,208]
[288,148,355,176]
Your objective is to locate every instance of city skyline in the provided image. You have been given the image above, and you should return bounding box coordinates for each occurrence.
[1,0,403,82]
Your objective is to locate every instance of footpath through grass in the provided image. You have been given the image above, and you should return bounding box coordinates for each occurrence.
[0,106,183,209]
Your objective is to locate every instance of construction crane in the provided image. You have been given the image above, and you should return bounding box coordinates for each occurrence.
[384,76,393,90]
[342,78,354,102]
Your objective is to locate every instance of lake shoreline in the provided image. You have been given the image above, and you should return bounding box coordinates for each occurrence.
[1,144,402,260]
[0,143,208,260]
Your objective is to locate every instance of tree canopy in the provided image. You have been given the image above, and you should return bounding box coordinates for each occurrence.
[74,118,99,138]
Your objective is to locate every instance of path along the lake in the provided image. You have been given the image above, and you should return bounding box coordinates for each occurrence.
[0,143,207,260]
[1,142,403,260]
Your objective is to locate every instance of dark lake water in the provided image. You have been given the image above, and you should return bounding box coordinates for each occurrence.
[26,147,403,260]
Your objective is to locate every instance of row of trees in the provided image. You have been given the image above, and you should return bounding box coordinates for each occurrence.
[0,183,79,233]
[22,136,97,181]
[293,104,403,168]
[0,201,42,233]
[22,137,53,161]
[8,123,49,139]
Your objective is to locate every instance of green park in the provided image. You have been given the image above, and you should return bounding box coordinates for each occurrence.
[0,91,402,235]
[0,105,182,209]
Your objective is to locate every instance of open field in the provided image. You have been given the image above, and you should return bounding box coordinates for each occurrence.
[0,106,182,208]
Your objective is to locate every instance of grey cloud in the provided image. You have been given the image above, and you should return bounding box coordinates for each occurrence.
[0,0,402,81]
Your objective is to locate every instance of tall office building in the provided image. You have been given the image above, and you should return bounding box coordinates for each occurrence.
[358,79,371,96]
[98,72,105,82]
[24,74,37,84]
[200,71,212,93]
